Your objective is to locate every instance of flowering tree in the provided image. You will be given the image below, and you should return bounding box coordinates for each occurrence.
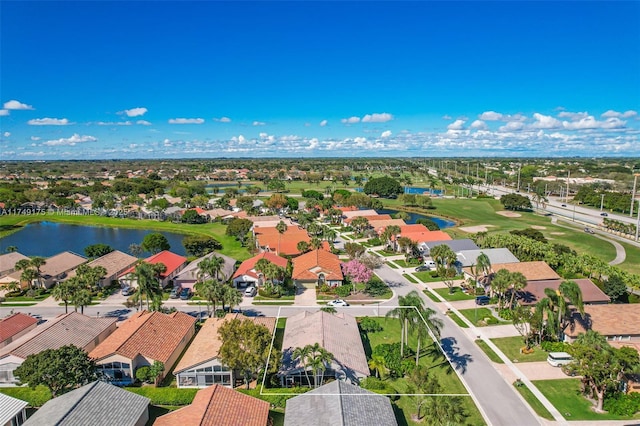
[341,259,373,293]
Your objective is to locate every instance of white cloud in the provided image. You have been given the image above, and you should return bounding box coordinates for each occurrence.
[530,113,562,129]
[470,120,487,130]
[562,116,626,130]
[238,135,247,143]
[30,136,40,141]
[96,121,132,126]
[3,132,10,137]
[3,100,33,110]
[558,111,588,121]
[381,130,392,138]
[42,133,97,146]
[120,107,147,117]
[259,132,268,138]
[498,121,525,132]
[252,121,266,126]
[27,117,71,126]
[136,120,151,125]
[214,117,232,122]
[601,109,638,119]
[168,118,204,124]
[362,112,393,123]
[479,111,503,121]
[447,119,466,130]
[341,116,360,124]
[442,115,452,120]
[0,109,8,116]
[319,120,328,127]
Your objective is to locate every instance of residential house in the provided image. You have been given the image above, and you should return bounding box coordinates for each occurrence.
[0,252,29,277]
[517,279,610,306]
[39,251,88,288]
[0,313,38,349]
[173,314,276,388]
[118,250,187,288]
[418,239,479,256]
[343,214,392,226]
[0,312,117,385]
[456,248,520,269]
[0,393,28,426]
[564,304,640,343]
[23,381,150,426]
[155,384,270,426]
[67,250,138,288]
[174,252,237,290]
[462,260,559,284]
[280,311,369,386]
[291,249,343,290]
[232,252,288,288]
[399,224,451,247]
[253,225,311,256]
[89,310,196,385]
[284,381,398,426]
[342,209,378,220]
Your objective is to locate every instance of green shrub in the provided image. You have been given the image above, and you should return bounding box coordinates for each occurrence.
[124,387,198,405]
[629,294,640,304]
[603,392,640,416]
[318,283,331,293]
[26,289,36,298]
[359,317,383,332]
[540,341,570,352]
[360,377,399,400]
[368,237,382,246]
[335,285,351,298]
[365,277,389,297]
[237,386,310,408]
[498,309,514,320]
[429,271,439,278]
[135,366,150,382]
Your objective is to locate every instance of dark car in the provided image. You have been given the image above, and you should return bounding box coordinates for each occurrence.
[600,212,608,217]
[475,295,491,305]
[170,286,181,299]
[415,265,430,272]
[561,204,567,207]
[179,288,192,300]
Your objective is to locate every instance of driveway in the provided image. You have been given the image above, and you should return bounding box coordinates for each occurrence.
[293,286,318,306]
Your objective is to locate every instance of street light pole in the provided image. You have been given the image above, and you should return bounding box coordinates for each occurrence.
[630,174,640,217]
[635,200,640,242]
[600,194,605,211]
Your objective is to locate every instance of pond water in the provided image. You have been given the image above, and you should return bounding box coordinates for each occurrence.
[355,186,442,195]
[375,209,455,229]
[0,222,188,257]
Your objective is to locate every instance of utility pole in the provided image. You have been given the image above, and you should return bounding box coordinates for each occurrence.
[517,164,521,192]
[600,193,605,211]
[630,173,640,217]
[566,170,570,203]
[636,200,640,242]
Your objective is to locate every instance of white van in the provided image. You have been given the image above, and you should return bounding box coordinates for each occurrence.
[424,260,437,268]
[547,352,573,367]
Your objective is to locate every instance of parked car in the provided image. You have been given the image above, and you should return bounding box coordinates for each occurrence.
[170,286,181,299]
[584,227,595,234]
[561,204,567,207]
[327,299,349,307]
[121,286,134,296]
[179,288,192,300]
[475,295,491,305]
[423,260,437,268]
[600,212,608,216]
[415,265,430,272]
[244,286,257,297]
[547,352,573,367]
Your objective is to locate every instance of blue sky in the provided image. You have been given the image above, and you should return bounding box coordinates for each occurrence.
[1,1,639,159]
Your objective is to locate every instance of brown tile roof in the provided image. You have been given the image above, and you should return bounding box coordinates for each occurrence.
[254,226,310,256]
[565,304,640,338]
[1,312,116,360]
[342,209,378,219]
[154,384,269,426]
[281,311,369,376]
[464,261,560,281]
[173,314,276,374]
[517,279,610,305]
[232,252,288,281]
[0,313,38,343]
[89,311,195,363]
[86,250,138,277]
[292,250,343,281]
[0,252,30,275]
[41,252,87,278]
[372,219,407,232]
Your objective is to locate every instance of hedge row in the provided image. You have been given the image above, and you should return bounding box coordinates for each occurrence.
[124,387,198,405]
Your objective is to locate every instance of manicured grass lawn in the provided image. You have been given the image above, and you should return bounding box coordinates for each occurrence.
[514,383,554,420]
[458,308,510,327]
[386,262,400,269]
[394,259,422,268]
[434,287,475,301]
[533,379,640,421]
[423,290,441,302]
[490,336,548,362]
[1,302,38,307]
[446,311,469,328]
[0,385,51,407]
[252,301,295,305]
[4,294,50,302]
[617,241,640,275]
[270,409,285,426]
[254,295,295,301]
[273,318,286,351]
[402,274,418,283]
[475,339,504,364]
[413,273,464,283]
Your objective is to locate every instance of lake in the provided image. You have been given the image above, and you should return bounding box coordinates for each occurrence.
[375,209,455,229]
[0,222,188,257]
[355,187,443,195]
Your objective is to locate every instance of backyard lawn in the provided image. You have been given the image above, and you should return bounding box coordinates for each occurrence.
[532,379,640,421]
[490,336,548,363]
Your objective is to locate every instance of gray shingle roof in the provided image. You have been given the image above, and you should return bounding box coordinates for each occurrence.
[0,392,27,426]
[173,252,236,283]
[284,381,398,426]
[456,248,520,267]
[23,381,149,426]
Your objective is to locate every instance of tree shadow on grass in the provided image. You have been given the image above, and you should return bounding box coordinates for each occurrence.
[392,402,410,426]
[440,337,473,374]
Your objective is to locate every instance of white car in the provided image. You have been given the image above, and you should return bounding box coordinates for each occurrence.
[326,299,349,307]
[244,286,257,297]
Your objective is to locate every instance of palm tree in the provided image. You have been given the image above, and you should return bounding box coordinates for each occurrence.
[276,220,288,255]
[296,241,310,253]
[198,255,225,282]
[292,346,313,387]
[29,257,47,289]
[223,285,242,313]
[307,343,333,388]
[15,259,36,290]
[544,280,584,340]
[508,272,527,309]
[386,294,414,357]
[471,252,492,289]
[368,354,388,378]
[52,278,79,313]
[73,288,93,314]
[490,269,512,310]
[195,279,223,317]
[134,262,161,311]
[431,245,458,294]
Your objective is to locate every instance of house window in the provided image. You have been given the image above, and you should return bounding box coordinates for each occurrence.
[180,365,231,387]
[96,361,132,384]
[318,274,325,286]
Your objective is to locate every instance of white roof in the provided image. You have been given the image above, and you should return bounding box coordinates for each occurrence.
[0,393,27,425]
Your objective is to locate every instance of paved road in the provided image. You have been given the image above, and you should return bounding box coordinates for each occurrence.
[374,264,541,426]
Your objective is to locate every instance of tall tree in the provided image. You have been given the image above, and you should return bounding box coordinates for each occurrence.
[141,233,170,254]
[431,244,458,294]
[276,220,288,255]
[72,288,93,314]
[52,278,80,313]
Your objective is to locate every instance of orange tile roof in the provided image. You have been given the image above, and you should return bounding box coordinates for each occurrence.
[401,230,452,243]
[254,226,310,256]
[0,313,38,343]
[292,250,343,281]
[120,250,187,278]
[232,252,288,280]
[343,214,392,224]
[173,314,276,374]
[89,311,195,363]
[154,384,269,426]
